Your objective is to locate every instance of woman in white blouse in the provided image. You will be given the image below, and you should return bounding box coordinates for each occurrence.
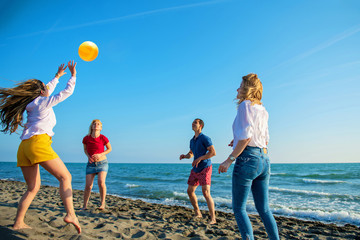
[0,61,81,233]
[219,73,279,240]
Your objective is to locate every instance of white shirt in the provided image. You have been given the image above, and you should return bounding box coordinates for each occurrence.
[20,76,76,140]
[232,100,269,149]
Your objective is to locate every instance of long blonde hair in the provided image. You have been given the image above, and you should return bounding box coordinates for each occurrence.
[88,119,102,135]
[237,73,263,106]
[0,79,45,134]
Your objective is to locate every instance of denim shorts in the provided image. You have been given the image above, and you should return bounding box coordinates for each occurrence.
[86,159,109,175]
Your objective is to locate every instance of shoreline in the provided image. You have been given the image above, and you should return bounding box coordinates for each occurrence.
[2,177,358,228]
[0,180,359,239]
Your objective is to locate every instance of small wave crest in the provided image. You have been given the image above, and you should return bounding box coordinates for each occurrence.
[271,173,297,177]
[302,173,357,180]
[173,191,188,198]
[125,184,140,188]
[271,172,358,180]
[302,178,346,184]
[271,173,289,176]
[269,187,360,200]
[272,205,360,226]
[172,192,233,206]
[0,178,16,181]
[107,192,360,226]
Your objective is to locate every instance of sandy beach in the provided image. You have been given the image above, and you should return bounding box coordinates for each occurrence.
[0,180,359,240]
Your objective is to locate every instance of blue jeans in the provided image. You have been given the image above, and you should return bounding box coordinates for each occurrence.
[232,146,279,240]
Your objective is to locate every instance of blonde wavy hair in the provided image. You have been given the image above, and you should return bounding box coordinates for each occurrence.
[0,79,45,134]
[88,119,102,135]
[237,73,263,106]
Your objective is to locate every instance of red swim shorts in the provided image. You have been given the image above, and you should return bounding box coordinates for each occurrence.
[187,165,212,186]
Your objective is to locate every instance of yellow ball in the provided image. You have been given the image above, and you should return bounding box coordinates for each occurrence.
[78,41,99,62]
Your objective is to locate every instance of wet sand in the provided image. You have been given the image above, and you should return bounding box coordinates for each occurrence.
[0,180,359,239]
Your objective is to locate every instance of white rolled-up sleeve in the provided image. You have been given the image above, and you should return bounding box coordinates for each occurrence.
[265,124,270,144]
[44,76,76,108]
[233,101,253,141]
[46,77,59,95]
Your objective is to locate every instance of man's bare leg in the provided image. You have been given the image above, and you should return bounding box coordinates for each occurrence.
[187,185,202,218]
[202,185,216,224]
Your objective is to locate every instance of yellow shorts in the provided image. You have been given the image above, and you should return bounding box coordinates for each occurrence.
[17,134,59,167]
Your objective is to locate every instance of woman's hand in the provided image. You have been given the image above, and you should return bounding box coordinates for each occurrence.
[67,60,77,77]
[55,64,67,78]
[91,153,103,162]
[228,140,234,147]
[218,159,232,174]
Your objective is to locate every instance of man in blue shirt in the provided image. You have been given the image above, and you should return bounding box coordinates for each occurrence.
[179,118,216,224]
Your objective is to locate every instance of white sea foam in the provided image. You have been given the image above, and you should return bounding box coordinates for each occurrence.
[269,187,356,199]
[270,187,333,196]
[107,193,360,226]
[173,191,188,198]
[0,178,16,181]
[173,192,233,206]
[272,205,360,226]
[125,184,140,188]
[302,178,346,184]
[212,196,232,205]
[271,173,288,176]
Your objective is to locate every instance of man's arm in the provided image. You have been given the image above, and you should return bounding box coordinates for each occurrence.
[179,150,194,160]
[192,145,216,168]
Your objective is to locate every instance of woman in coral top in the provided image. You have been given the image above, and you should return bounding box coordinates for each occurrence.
[82,119,112,210]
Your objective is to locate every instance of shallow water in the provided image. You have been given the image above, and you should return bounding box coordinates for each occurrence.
[1,162,359,226]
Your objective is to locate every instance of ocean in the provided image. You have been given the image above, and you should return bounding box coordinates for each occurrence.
[1,162,359,227]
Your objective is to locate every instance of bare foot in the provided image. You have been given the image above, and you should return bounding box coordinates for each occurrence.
[80,207,87,211]
[98,205,105,210]
[194,213,203,219]
[13,222,32,230]
[208,219,217,225]
[64,215,81,234]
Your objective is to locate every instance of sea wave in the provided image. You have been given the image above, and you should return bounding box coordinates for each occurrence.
[120,176,160,182]
[108,192,360,227]
[125,184,140,188]
[0,178,16,181]
[271,173,287,176]
[119,176,187,183]
[271,173,297,177]
[271,172,359,180]
[302,178,346,184]
[272,205,360,226]
[172,191,233,207]
[269,187,360,200]
[173,191,188,198]
[301,173,358,180]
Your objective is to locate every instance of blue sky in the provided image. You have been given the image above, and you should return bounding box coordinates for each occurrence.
[0,0,359,164]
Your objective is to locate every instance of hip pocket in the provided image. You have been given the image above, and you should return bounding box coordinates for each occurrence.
[233,157,259,180]
[265,158,271,175]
